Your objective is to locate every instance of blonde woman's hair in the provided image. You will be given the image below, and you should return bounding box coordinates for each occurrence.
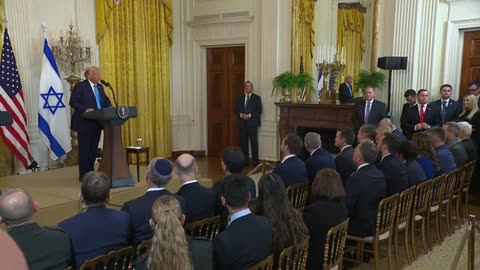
[148,196,192,270]
[459,94,479,120]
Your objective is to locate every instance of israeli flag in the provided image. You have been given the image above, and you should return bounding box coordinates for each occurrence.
[317,70,324,99]
[38,37,71,160]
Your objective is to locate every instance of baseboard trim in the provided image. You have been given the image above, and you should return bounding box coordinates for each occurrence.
[171,150,206,159]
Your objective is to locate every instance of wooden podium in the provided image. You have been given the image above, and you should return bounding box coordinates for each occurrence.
[83,106,137,188]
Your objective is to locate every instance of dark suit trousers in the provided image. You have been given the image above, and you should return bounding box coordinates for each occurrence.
[239,121,259,163]
[77,127,101,178]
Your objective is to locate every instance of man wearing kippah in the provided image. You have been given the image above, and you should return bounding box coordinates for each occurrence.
[121,157,187,245]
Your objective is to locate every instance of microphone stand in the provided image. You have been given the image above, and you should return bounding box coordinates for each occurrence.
[104,83,119,107]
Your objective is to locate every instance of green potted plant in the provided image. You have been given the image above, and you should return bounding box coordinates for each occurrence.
[295,72,315,102]
[354,70,387,93]
[272,71,297,102]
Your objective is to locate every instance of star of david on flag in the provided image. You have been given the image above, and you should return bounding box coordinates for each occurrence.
[38,36,71,160]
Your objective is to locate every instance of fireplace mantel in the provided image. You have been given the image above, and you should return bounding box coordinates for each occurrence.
[275,102,355,139]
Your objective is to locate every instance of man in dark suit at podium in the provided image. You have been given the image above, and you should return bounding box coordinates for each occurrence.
[352,86,387,131]
[69,66,112,180]
[234,81,262,166]
[338,75,354,103]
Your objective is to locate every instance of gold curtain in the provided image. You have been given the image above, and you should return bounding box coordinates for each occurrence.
[337,5,365,95]
[96,0,173,158]
[291,0,315,76]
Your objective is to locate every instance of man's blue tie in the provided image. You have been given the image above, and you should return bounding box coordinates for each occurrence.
[365,101,371,123]
[347,85,352,96]
[93,84,102,109]
[441,100,447,123]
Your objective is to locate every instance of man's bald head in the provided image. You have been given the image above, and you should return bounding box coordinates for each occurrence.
[175,154,197,182]
[0,189,35,226]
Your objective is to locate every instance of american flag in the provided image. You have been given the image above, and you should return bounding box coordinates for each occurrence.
[0,29,33,169]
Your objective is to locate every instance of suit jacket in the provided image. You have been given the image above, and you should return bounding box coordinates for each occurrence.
[69,79,112,133]
[234,93,262,128]
[213,213,272,270]
[9,223,71,270]
[335,146,356,185]
[378,155,409,195]
[121,190,187,245]
[306,148,336,181]
[404,160,427,187]
[449,138,469,168]
[460,138,478,163]
[213,175,257,230]
[59,206,131,269]
[400,103,411,136]
[345,164,386,237]
[352,99,387,130]
[303,200,348,270]
[176,181,215,223]
[272,156,308,188]
[392,128,407,141]
[430,99,461,124]
[435,144,457,174]
[338,82,354,103]
[401,104,440,139]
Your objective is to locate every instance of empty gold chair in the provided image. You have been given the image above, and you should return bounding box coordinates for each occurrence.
[184,215,221,240]
[79,246,134,270]
[277,237,310,270]
[247,255,274,270]
[136,239,152,257]
[452,165,466,229]
[442,170,458,236]
[427,174,447,248]
[345,195,398,270]
[411,179,433,259]
[323,218,349,270]
[394,186,415,269]
[461,160,476,219]
[286,181,310,213]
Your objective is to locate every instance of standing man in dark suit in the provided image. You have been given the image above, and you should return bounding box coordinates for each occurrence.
[352,86,387,131]
[377,133,408,195]
[338,75,354,103]
[69,66,112,180]
[0,189,71,270]
[175,154,215,223]
[235,81,262,167]
[430,84,461,124]
[401,89,440,139]
[304,132,335,181]
[400,89,417,136]
[213,174,272,270]
[121,157,186,245]
[272,134,308,188]
[467,80,480,107]
[345,141,387,237]
[59,172,131,269]
[334,128,357,185]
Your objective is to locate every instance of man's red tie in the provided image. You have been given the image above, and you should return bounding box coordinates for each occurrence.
[420,105,425,123]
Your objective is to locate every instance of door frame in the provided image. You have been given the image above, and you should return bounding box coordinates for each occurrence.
[194,39,248,155]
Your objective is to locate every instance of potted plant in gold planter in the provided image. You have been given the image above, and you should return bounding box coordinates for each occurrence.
[272,71,296,103]
[295,72,314,103]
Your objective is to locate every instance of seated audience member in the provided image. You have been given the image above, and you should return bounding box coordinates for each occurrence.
[426,127,457,174]
[400,89,417,137]
[134,195,213,270]
[430,84,461,124]
[378,118,407,141]
[59,172,131,269]
[378,133,408,195]
[442,122,469,168]
[303,169,348,270]
[457,94,480,145]
[0,230,28,270]
[412,132,440,179]
[457,121,478,163]
[304,132,336,181]
[401,89,440,139]
[398,140,427,187]
[256,174,309,264]
[0,189,71,270]
[357,124,377,143]
[213,147,257,230]
[334,128,357,185]
[213,174,273,270]
[121,157,186,245]
[273,134,308,188]
[345,141,387,237]
[175,154,215,222]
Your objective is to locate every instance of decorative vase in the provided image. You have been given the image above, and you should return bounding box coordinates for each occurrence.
[281,88,292,103]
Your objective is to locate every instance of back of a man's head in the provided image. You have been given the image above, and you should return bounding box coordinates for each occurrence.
[147,157,173,187]
[358,124,377,141]
[304,132,322,151]
[222,147,245,173]
[427,127,446,145]
[443,122,460,138]
[81,172,111,206]
[337,128,355,145]
[358,141,378,164]
[283,134,303,155]
[382,133,401,154]
[222,174,250,210]
[0,189,34,227]
[457,121,472,139]
[175,154,197,182]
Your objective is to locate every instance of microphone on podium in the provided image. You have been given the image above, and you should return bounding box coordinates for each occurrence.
[100,79,118,107]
